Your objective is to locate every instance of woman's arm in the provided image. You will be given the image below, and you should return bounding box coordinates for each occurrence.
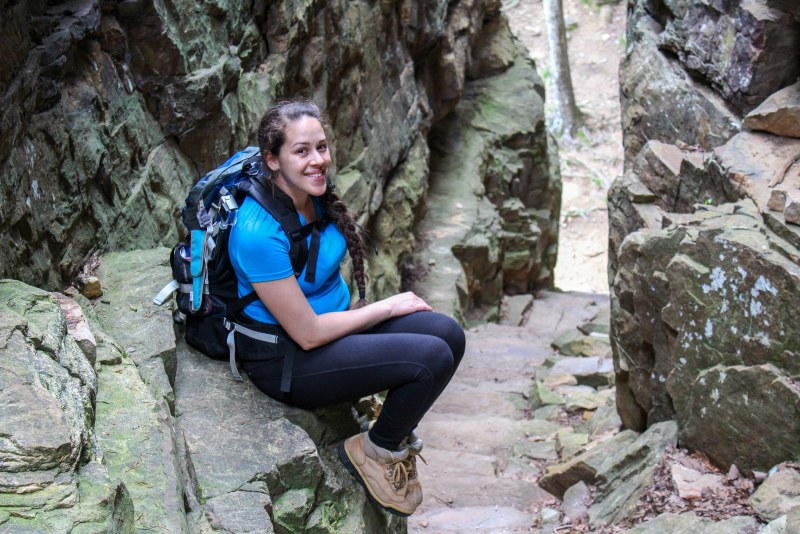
[252,277,432,350]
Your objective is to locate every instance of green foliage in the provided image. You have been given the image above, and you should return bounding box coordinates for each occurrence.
[540,67,551,81]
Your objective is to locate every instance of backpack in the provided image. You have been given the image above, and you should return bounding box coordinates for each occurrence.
[153,147,323,388]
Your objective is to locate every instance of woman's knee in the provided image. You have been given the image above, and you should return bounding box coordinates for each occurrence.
[416,336,455,380]
[429,313,466,361]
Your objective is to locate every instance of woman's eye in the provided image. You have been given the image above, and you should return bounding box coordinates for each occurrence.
[297,148,307,155]
[319,144,328,152]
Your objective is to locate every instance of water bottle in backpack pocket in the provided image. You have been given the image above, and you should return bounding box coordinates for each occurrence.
[166,230,241,360]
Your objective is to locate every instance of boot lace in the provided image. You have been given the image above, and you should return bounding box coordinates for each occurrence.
[385,458,410,493]
[401,452,426,483]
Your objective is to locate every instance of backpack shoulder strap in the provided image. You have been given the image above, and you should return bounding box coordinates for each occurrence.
[238,177,319,281]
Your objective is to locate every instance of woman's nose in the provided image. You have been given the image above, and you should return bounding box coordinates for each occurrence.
[311,149,327,166]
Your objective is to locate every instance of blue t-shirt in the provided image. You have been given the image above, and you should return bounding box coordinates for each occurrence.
[228,196,350,324]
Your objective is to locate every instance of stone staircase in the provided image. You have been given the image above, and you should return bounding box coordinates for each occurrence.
[409,291,610,532]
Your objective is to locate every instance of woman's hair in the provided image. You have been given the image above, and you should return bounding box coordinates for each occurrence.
[257,100,369,307]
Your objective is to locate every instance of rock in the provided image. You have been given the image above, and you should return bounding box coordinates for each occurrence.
[499,294,534,326]
[744,82,800,138]
[550,356,614,388]
[612,0,800,508]
[586,400,622,439]
[562,481,592,524]
[679,364,800,473]
[714,131,800,240]
[785,194,800,225]
[577,321,610,338]
[588,421,678,526]
[2,249,404,532]
[769,189,788,212]
[762,515,788,534]
[52,291,97,365]
[513,440,559,462]
[610,199,800,471]
[627,181,657,203]
[632,140,736,214]
[749,465,800,522]
[539,507,560,525]
[533,405,560,420]
[93,248,177,386]
[543,373,578,388]
[409,31,559,321]
[658,0,800,114]
[273,488,315,531]
[77,274,103,299]
[0,280,101,530]
[556,430,590,459]
[620,3,740,163]
[551,330,610,357]
[559,385,611,412]
[368,135,430,300]
[530,381,565,408]
[620,512,762,533]
[789,507,800,534]
[538,430,639,499]
[670,464,725,500]
[205,490,273,533]
[1,1,557,333]
[86,309,187,532]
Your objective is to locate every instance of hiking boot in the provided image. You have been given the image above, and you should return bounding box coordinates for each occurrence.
[358,420,425,509]
[338,431,419,516]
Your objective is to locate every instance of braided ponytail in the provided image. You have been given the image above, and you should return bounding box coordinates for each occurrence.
[257,99,370,307]
[319,186,370,308]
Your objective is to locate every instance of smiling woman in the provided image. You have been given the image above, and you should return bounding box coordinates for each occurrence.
[226,99,466,517]
[263,115,331,220]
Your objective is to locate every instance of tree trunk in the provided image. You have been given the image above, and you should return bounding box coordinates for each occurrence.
[544,0,582,137]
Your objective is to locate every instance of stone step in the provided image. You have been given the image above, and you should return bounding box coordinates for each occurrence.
[418,414,563,455]
[409,505,544,533]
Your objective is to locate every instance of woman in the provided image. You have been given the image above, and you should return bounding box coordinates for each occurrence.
[228,100,466,517]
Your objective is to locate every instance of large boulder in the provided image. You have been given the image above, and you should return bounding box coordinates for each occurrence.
[408,27,560,322]
[0,280,132,532]
[611,199,800,471]
[620,1,741,165]
[657,0,800,114]
[0,249,406,532]
[613,0,800,477]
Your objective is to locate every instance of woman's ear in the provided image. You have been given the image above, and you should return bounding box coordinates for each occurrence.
[265,151,280,172]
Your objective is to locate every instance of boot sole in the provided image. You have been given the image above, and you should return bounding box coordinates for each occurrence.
[337,440,412,517]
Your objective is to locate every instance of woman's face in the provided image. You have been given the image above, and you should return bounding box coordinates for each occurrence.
[266,115,331,206]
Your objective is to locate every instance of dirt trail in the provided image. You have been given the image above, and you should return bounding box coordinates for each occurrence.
[507,0,627,294]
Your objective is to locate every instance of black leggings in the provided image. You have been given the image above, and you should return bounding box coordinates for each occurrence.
[239,311,466,451]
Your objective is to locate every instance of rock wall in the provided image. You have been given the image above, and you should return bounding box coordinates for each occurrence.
[611,0,800,471]
[0,0,560,321]
[0,250,405,532]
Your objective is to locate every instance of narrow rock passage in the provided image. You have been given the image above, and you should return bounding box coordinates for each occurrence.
[409,291,611,533]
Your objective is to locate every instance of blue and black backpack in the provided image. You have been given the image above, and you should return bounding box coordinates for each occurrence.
[154,147,324,388]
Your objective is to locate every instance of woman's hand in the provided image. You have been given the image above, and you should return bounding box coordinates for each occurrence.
[379,292,433,318]
[254,279,432,350]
